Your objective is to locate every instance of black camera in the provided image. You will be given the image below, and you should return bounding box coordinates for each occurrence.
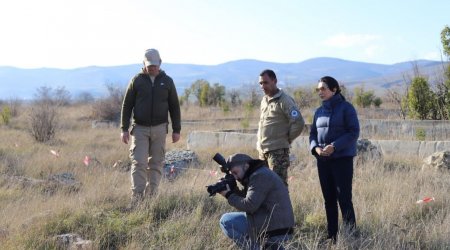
[206,153,237,196]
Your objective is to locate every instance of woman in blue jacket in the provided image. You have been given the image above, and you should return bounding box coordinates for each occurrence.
[309,76,360,242]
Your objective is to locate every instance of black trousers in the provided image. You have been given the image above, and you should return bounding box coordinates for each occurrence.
[317,156,356,239]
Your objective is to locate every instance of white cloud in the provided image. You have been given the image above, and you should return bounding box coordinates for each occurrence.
[364,45,383,58]
[322,33,381,48]
[422,51,442,61]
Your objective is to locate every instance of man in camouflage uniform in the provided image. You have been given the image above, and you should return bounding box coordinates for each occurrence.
[257,69,305,186]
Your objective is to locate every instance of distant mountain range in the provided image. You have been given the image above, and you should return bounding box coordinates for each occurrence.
[0,57,447,100]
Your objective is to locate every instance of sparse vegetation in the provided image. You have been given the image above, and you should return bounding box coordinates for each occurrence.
[353,86,382,108]
[186,79,226,107]
[292,86,318,109]
[439,25,450,120]
[407,77,434,120]
[91,84,124,121]
[415,127,426,141]
[1,100,449,249]
[29,87,60,142]
[1,106,11,125]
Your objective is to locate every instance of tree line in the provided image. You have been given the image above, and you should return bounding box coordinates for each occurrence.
[387,25,450,120]
[0,26,449,143]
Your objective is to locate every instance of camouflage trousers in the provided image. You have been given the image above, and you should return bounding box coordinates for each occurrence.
[263,148,290,186]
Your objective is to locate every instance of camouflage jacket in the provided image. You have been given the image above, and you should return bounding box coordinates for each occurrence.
[257,90,305,153]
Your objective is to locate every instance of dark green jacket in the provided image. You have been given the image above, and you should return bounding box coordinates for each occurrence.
[120,70,181,133]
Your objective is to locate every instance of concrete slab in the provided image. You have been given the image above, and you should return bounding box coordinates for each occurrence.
[187,131,450,157]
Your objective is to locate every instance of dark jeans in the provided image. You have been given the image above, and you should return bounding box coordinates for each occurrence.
[317,156,356,239]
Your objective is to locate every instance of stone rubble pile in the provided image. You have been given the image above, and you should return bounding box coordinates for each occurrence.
[355,139,383,166]
[0,172,80,195]
[164,150,198,179]
[54,233,93,249]
[422,151,450,171]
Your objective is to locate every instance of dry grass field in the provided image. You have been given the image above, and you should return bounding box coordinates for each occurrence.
[0,104,449,249]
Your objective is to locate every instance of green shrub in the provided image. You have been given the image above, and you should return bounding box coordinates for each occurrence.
[1,106,11,125]
[221,102,230,113]
[415,128,426,141]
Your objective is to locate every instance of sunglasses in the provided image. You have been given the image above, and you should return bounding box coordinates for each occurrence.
[315,86,329,92]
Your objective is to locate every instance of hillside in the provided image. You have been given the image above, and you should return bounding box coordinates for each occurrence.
[0,58,446,99]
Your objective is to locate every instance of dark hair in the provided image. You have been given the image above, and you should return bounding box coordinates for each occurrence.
[260,69,277,81]
[319,76,345,100]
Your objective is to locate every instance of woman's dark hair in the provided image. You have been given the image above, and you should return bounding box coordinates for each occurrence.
[319,76,345,100]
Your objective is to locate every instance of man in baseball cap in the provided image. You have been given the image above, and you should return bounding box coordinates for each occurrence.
[143,48,161,66]
[120,48,181,209]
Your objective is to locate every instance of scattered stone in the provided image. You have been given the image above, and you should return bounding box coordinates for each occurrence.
[54,233,93,249]
[112,160,130,172]
[111,150,199,176]
[91,120,118,129]
[0,172,80,195]
[110,150,199,180]
[164,150,198,180]
[48,173,78,186]
[355,139,383,166]
[44,172,81,194]
[422,151,450,171]
[1,175,46,189]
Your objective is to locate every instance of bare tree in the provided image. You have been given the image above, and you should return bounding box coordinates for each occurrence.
[386,88,407,120]
[229,89,242,107]
[29,87,59,142]
[293,86,318,108]
[91,83,124,121]
[182,88,192,106]
[6,97,22,117]
[430,59,449,120]
[29,103,58,142]
[54,86,72,106]
[34,86,53,105]
[75,91,95,104]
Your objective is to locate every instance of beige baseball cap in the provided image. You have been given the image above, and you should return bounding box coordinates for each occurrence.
[143,49,161,66]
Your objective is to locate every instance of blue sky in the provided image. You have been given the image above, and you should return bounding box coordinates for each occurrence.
[0,0,449,69]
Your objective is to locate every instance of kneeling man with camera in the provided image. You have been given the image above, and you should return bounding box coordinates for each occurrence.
[214,153,295,250]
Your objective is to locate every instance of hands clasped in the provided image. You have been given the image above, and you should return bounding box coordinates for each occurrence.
[315,144,335,157]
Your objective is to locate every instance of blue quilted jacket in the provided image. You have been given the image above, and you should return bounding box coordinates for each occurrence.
[309,94,360,159]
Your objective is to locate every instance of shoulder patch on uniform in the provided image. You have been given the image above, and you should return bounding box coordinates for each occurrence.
[290,108,300,118]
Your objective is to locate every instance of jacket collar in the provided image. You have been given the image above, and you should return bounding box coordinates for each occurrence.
[322,93,343,109]
[139,69,166,78]
[266,89,283,102]
[239,160,267,186]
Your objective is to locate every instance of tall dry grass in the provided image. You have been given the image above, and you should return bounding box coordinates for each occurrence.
[0,104,449,249]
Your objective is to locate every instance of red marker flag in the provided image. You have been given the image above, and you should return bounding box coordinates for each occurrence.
[416,197,435,204]
[170,165,175,175]
[83,156,90,166]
